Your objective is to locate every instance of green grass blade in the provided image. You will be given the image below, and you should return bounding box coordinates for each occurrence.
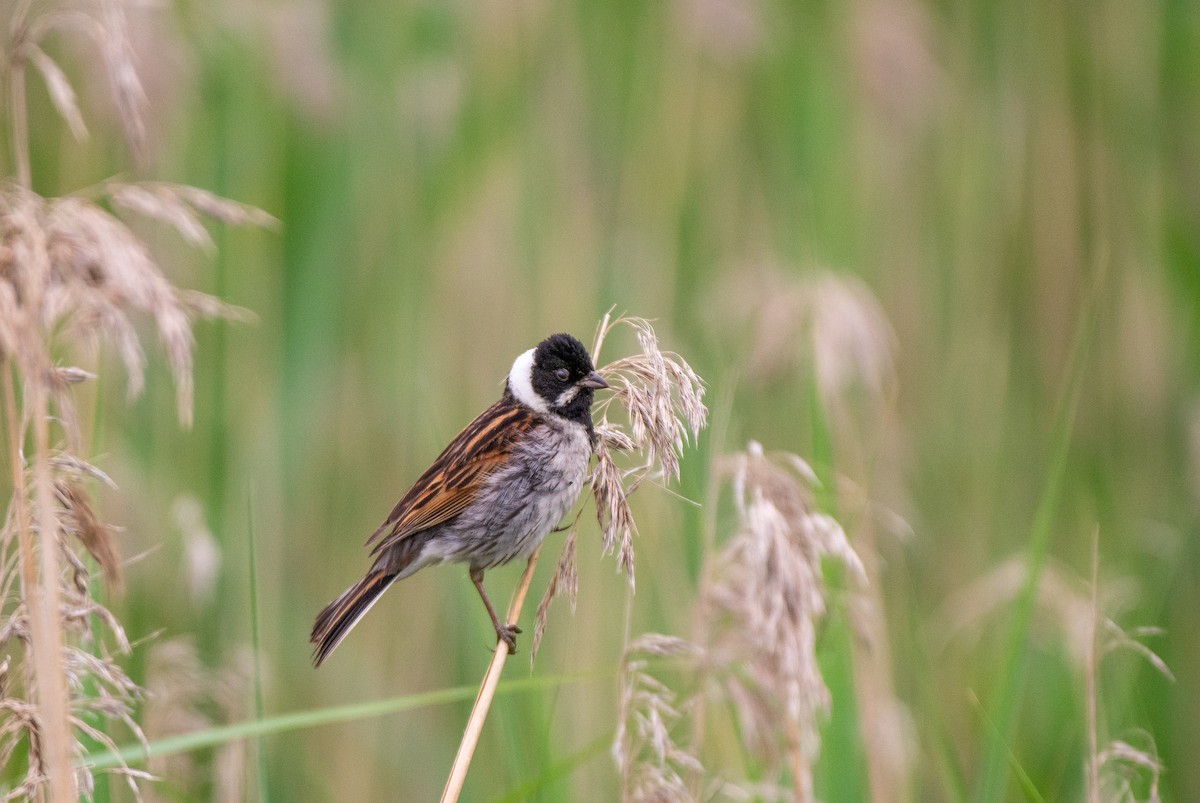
[807,365,866,803]
[78,671,608,772]
[975,293,1096,802]
[970,690,1047,803]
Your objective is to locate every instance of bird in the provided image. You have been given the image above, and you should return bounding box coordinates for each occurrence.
[311,333,610,666]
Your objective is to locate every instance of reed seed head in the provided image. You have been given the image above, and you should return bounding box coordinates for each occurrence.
[699,442,864,798]
[530,313,707,663]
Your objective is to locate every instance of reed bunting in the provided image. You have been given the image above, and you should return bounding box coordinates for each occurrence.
[311,333,609,666]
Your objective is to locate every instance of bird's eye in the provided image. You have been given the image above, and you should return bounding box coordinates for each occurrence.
[554,368,570,382]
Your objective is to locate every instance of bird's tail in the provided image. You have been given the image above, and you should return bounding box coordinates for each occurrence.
[311,570,397,667]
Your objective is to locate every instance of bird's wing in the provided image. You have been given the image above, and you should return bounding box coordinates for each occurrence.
[365,397,536,555]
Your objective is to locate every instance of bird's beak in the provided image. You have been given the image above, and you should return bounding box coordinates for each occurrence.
[580,371,610,390]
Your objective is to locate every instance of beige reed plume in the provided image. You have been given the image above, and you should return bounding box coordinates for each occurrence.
[700,443,865,800]
[530,313,707,660]
[612,633,704,802]
[611,442,866,802]
[0,2,271,799]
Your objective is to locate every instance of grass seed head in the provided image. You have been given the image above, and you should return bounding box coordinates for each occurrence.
[531,314,707,664]
[0,4,272,798]
[613,635,705,802]
[699,442,864,796]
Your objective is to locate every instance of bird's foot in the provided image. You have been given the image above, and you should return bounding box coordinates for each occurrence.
[495,623,523,653]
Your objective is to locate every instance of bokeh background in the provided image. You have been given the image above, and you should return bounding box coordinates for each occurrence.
[12,0,1199,799]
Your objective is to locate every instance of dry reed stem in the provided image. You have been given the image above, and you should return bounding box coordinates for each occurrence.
[440,547,542,803]
[3,361,74,799]
[8,30,31,188]
[1,203,77,800]
[30,376,76,801]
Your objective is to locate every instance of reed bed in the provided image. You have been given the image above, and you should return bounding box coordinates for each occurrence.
[4,0,1194,800]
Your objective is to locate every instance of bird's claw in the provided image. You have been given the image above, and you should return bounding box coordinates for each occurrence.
[496,623,522,653]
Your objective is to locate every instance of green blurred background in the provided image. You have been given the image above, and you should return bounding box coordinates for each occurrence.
[16,0,1200,799]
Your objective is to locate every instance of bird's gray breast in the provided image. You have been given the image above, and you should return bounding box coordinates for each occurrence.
[450,416,592,569]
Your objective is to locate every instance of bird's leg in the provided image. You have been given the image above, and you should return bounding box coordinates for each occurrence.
[470,567,521,653]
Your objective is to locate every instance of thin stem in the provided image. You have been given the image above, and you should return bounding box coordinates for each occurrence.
[785,717,809,803]
[247,494,270,803]
[5,357,76,801]
[1085,528,1101,803]
[440,547,542,803]
[30,370,77,802]
[10,68,29,187]
[18,142,78,798]
[0,65,77,779]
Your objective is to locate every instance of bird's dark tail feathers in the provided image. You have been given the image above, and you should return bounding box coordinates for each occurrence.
[311,570,397,667]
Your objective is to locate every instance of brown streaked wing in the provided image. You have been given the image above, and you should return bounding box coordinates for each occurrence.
[365,397,535,555]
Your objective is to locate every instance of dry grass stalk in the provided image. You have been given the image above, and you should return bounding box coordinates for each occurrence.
[440,549,541,803]
[2,210,77,801]
[531,313,707,661]
[0,2,269,799]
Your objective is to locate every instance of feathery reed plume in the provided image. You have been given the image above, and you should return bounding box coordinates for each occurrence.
[531,313,707,661]
[612,634,704,802]
[142,639,252,803]
[0,2,271,799]
[612,442,864,801]
[719,268,895,409]
[699,442,865,799]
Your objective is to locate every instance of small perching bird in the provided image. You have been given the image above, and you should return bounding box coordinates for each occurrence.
[311,333,609,666]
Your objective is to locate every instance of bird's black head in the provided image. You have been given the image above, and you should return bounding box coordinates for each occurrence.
[508,333,609,427]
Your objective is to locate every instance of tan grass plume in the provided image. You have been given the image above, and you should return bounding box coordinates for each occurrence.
[612,442,866,802]
[0,2,271,799]
[531,312,707,661]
